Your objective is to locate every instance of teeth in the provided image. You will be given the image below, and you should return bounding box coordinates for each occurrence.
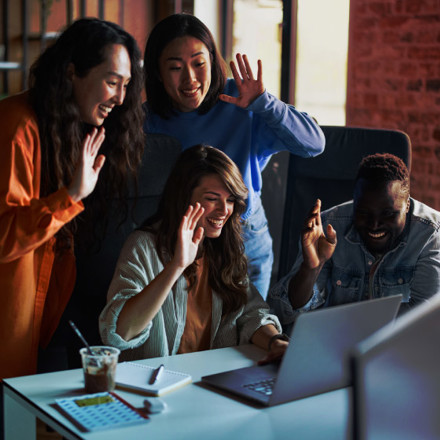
[368,231,386,238]
[207,218,223,227]
[100,105,112,114]
[182,88,199,96]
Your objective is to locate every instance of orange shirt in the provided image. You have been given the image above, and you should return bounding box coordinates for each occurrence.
[178,257,212,353]
[0,92,84,379]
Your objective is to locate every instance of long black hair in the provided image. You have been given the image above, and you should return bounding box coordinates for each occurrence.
[29,18,145,251]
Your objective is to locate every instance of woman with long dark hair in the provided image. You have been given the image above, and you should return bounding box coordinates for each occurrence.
[143,13,325,300]
[100,145,287,362]
[0,18,144,379]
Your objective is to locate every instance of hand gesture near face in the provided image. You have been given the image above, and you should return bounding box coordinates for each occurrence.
[67,127,106,202]
[302,199,337,269]
[173,203,205,270]
[219,53,265,108]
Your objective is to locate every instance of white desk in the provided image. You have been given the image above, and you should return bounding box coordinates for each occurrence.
[3,345,352,440]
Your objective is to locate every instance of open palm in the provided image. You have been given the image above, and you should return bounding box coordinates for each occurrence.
[173,204,205,270]
[219,53,265,108]
[302,199,337,269]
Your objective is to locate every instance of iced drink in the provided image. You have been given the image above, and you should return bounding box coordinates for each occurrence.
[80,346,120,393]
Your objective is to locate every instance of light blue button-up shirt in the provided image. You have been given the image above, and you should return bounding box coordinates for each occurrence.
[268,199,440,333]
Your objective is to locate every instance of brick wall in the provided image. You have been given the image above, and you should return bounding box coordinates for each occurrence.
[346,0,440,209]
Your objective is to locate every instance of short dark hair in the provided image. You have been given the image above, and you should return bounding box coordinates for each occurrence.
[144,13,227,118]
[355,153,410,194]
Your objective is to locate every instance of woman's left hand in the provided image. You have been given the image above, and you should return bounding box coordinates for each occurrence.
[219,53,265,108]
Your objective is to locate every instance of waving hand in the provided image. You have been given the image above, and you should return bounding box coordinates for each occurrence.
[173,203,205,270]
[302,199,337,269]
[219,53,265,108]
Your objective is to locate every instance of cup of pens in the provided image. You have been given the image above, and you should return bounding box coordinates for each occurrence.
[80,346,120,394]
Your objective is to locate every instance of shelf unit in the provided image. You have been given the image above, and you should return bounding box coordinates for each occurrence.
[0,0,109,96]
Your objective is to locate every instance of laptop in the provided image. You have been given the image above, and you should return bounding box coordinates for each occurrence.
[201,295,402,406]
[352,294,440,440]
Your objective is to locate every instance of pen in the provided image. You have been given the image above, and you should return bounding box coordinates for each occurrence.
[150,364,164,384]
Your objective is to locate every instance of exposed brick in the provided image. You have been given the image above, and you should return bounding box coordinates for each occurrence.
[408,46,440,59]
[384,78,403,90]
[419,62,437,76]
[400,32,414,42]
[353,30,378,44]
[395,94,417,107]
[408,112,439,125]
[433,128,440,142]
[426,79,440,92]
[407,79,423,91]
[416,30,438,44]
[347,0,440,211]
[412,145,434,158]
[405,0,440,15]
[394,0,405,14]
[369,2,393,15]
[380,16,410,28]
[364,93,379,106]
[383,30,400,44]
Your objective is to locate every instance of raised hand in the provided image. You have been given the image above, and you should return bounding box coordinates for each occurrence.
[219,53,265,108]
[301,199,337,269]
[67,127,106,202]
[173,203,205,270]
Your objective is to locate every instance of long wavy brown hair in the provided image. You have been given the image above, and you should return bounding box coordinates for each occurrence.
[143,145,249,315]
[29,18,145,251]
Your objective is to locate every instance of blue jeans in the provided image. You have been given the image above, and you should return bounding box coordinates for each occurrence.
[242,196,274,300]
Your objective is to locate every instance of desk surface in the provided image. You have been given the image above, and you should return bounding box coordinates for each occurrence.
[3,345,351,440]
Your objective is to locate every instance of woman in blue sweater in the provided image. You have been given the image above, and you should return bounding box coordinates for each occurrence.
[143,13,325,299]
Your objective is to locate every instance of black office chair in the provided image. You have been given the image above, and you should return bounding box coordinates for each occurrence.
[277,125,412,281]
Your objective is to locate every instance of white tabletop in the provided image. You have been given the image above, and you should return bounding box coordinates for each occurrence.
[3,345,351,440]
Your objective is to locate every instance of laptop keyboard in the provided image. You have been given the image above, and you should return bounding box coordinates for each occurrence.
[243,377,276,396]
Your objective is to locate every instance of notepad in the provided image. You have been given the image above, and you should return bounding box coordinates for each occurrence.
[116,362,192,396]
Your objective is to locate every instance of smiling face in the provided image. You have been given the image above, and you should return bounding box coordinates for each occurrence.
[71,43,131,126]
[159,36,212,112]
[353,178,410,257]
[190,174,235,239]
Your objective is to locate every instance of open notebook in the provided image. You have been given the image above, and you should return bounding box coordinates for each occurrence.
[116,362,192,396]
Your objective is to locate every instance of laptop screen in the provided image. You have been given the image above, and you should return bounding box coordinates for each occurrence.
[352,295,440,440]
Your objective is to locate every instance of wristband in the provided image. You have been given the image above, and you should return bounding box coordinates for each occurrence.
[268,333,290,351]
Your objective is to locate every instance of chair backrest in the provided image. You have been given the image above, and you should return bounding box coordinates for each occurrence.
[277,125,412,280]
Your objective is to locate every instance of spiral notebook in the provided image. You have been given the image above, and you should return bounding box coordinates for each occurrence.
[116,362,192,396]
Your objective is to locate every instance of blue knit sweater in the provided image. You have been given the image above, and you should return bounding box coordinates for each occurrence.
[144,79,325,218]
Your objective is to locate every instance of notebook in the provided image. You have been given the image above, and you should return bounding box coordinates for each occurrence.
[201,295,402,406]
[116,362,192,396]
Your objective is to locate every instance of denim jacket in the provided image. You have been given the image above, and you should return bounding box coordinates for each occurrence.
[268,199,440,333]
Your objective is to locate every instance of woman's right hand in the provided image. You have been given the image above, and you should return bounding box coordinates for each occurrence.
[67,127,106,202]
[173,203,205,270]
